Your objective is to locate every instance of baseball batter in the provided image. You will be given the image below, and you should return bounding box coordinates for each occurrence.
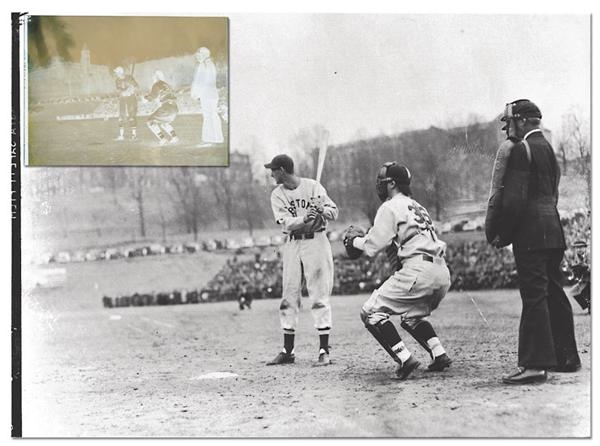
[343,162,452,380]
[264,154,338,366]
[113,66,139,141]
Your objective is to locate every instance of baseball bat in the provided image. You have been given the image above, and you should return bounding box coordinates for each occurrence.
[315,129,329,183]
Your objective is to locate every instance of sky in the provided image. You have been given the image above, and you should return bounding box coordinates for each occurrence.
[228,14,591,158]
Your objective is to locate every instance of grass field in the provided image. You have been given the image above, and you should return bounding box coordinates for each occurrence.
[21,254,591,437]
[27,116,229,166]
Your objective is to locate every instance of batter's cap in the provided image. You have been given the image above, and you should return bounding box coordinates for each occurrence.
[264,154,294,173]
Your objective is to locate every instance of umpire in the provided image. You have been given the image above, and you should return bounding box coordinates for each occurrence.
[492,99,580,384]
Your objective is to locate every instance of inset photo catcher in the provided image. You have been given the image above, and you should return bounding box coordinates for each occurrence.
[22,15,229,166]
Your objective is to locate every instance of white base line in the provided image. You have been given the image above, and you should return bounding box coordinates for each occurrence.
[465,292,491,329]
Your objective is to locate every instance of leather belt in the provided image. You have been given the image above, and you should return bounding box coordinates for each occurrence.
[289,229,325,241]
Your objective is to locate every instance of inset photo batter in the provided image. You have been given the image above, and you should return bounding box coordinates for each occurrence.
[24,15,229,166]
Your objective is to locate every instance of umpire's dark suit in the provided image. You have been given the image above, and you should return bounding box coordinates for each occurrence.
[498,129,579,369]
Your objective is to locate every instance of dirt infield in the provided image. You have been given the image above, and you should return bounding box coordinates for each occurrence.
[21,278,590,437]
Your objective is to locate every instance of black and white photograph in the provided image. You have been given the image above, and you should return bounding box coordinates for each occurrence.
[12,9,593,438]
[24,15,229,166]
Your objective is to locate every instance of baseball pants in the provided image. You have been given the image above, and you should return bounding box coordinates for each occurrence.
[362,256,450,326]
[279,232,333,334]
[118,96,137,128]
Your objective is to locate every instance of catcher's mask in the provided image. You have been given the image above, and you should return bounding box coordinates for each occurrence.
[375,162,411,202]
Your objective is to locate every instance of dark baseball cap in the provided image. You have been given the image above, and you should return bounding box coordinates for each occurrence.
[264,154,294,173]
[378,162,411,185]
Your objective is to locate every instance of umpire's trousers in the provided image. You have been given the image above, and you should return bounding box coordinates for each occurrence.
[513,248,579,369]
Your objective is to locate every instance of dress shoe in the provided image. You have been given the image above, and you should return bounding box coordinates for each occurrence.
[502,367,547,384]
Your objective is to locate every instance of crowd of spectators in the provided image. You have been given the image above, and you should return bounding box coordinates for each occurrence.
[103,213,590,308]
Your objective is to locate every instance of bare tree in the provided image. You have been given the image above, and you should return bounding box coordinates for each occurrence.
[562,112,591,205]
[209,168,235,230]
[168,168,207,241]
[127,168,147,238]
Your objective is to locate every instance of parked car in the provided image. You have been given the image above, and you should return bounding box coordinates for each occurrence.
[85,249,104,261]
[148,244,166,255]
[104,248,124,260]
[166,244,185,254]
[184,242,201,253]
[70,251,86,263]
[462,220,478,231]
[54,251,71,263]
[203,240,217,252]
[128,247,149,258]
[240,237,254,249]
[451,220,469,232]
[225,239,240,250]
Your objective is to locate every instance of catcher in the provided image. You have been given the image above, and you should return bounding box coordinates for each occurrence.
[343,162,452,380]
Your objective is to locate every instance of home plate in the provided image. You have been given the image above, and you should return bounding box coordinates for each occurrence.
[191,372,239,380]
[109,315,122,320]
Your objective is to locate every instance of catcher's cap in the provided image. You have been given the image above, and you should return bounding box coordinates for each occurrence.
[264,154,294,173]
[114,66,124,76]
[501,99,542,130]
[378,162,411,186]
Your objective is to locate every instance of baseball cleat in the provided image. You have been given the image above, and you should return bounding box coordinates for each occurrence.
[392,356,420,380]
[427,353,452,372]
[115,135,125,141]
[314,349,331,366]
[158,138,169,146]
[266,351,295,366]
[169,136,180,145]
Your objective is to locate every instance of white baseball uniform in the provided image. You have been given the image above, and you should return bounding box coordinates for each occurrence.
[270,178,338,334]
[353,192,450,324]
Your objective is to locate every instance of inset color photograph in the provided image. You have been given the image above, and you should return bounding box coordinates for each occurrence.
[26,15,229,166]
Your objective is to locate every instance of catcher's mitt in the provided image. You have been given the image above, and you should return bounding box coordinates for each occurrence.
[343,225,366,259]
